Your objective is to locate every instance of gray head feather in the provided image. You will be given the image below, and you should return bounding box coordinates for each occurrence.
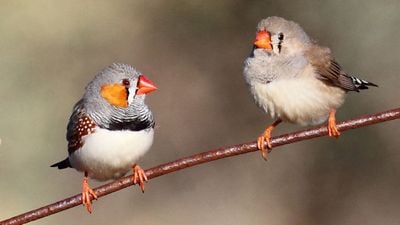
[257,16,311,45]
[81,63,154,129]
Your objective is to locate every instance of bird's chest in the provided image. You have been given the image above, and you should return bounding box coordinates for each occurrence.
[69,127,154,181]
[251,72,344,125]
[245,53,306,84]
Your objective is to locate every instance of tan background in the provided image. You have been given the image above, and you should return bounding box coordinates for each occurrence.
[1,1,399,224]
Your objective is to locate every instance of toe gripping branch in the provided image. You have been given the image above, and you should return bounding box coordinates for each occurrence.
[328,109,340,138]
[81,172,98,213]
[80,165,148,214]
[257,118,282,160]
[133,164,148,193]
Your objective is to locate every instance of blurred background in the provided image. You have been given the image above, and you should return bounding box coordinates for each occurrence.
[0,1,399,224]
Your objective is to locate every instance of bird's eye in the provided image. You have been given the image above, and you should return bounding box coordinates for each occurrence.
[278,32,284,40]
[122,79,130,86]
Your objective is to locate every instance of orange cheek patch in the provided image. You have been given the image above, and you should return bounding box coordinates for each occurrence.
[100,83,128,107]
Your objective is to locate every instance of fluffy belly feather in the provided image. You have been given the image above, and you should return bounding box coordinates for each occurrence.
[252,77,345,125]
[69,127,154,181]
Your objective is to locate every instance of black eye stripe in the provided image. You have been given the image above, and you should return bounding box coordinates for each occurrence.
[121,79,131,100]
[134,78,141,95]
[271,32,284,54]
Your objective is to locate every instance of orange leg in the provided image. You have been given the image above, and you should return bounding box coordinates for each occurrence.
[327,109,340,138]
[82,172,98,213]
[257,118,282,161]
[132,164,148,193]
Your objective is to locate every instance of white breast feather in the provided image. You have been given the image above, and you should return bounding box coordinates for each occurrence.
[251,71,345,125]
[69,128,154,181]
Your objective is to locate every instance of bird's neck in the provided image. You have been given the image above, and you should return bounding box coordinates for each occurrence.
[89,103,154,131]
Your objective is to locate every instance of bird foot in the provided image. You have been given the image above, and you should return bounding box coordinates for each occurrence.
[257,125,276,161]
[133,164,148,193]
[257,119,282,161]
[82,176,98,213]
[257,127,274,161]
[328,110,340,138]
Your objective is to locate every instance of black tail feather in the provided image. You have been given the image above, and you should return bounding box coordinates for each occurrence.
[50,158,71,169]
[350,76,378,90]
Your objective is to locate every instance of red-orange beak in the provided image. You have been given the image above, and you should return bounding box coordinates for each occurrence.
[136,75,157,95]
[254,30,272,50]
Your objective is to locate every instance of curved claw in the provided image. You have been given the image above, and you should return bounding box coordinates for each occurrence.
[257,119,282,161]
[328,109,340,138]
[133,164,148,193]
[257,132,271,161]
[82,175,98,213]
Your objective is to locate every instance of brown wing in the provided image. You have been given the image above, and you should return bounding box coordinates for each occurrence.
[66,100,96,154]
[306,45,358,91]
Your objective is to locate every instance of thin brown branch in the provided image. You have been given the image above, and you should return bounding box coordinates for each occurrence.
[1,107,399,225]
